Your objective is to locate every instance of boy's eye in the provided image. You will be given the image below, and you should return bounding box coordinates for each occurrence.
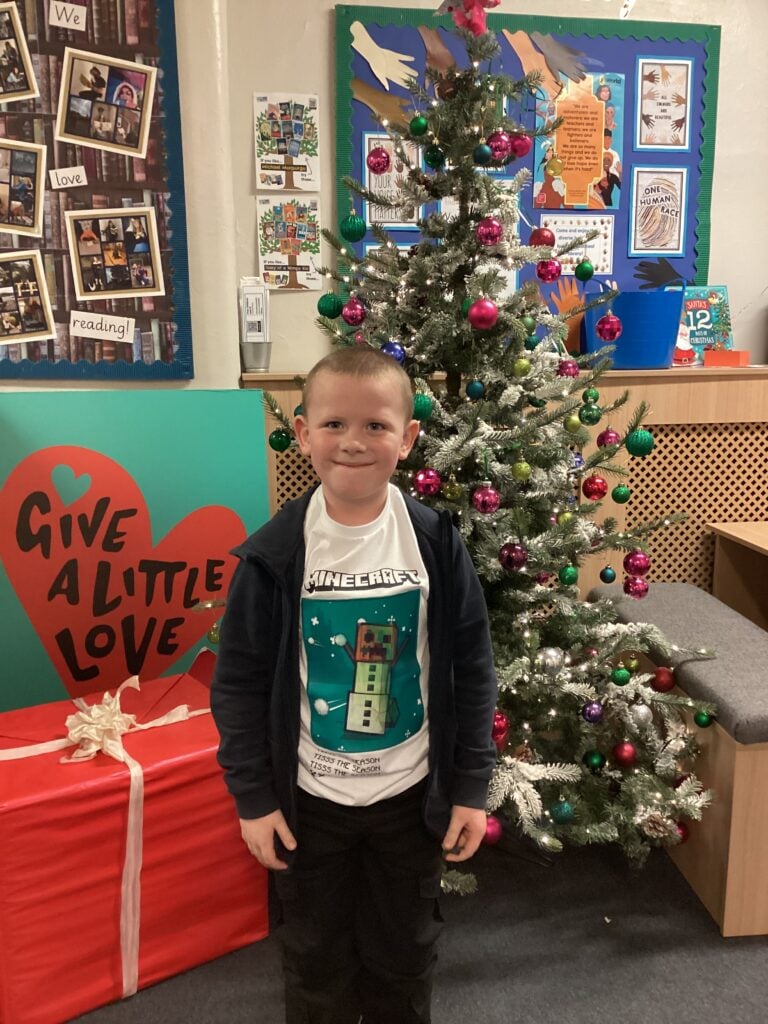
[368,422,385,431]
[324,420,342,429]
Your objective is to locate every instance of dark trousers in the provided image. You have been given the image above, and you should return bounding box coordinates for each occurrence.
[274,780,444,1024]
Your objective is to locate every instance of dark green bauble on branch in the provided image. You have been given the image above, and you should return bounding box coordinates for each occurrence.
[694,710,715,728]
[611,666,631,686]
[424,144,446,169]
[268,428,292,453]
[550,800,575,825]
[473,143,493,166]
[583,749,607,772]
[340,213,366,242]
[317,292,344,319]
[626,428,655,457]
[612,484,631,504]
[559,564,579,586]
[460,296,472,316]
[529,396,547,408]
[521,315,537,333]
[582,387,600,404]
[574,259,595,282]
[409,114,429,137]
[413,392,434,421]
[578,403,602,426]
[524,334,539,351]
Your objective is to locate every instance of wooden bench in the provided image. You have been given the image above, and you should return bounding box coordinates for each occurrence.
[589,581,768,937]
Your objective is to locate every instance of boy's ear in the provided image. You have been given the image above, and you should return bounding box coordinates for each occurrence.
[399,418,420,460]
[294,415,311,456]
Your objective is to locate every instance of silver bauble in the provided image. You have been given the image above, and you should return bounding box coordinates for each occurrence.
[535,647,565,676]
[630,703,654,728]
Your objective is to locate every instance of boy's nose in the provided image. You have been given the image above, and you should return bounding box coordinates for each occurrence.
[340,434,366,452]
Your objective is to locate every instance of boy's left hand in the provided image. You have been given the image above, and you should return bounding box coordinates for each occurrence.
[442,805,488,862]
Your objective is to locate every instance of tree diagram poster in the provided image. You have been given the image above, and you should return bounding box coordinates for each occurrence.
[253,91,321,191]
[256,195,322,290]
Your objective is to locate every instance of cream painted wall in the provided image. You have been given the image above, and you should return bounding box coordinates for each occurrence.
[1,0,765,392]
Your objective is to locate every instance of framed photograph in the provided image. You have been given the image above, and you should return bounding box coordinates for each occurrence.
[0,251,55,345]
[0,139,46,237]
[629,166,688,256]
[55,47,157,159]
[636,57,694,151]
[64,207,166,301]
[0,1,38,103]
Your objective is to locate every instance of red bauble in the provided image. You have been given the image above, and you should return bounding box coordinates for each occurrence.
[366,146,391,175]
[341,297,366,326]
[476,216,504,246]
[482,814,503,845]
[557,358,580,378]
[468,298,498,330]
[472,484,501,514]
[492,710,510,751]
[414,468,442,496]
[612,740,637,767]
[623,549,651,576]
[676,821,690,844]
[651,666,675,693]
[582,474,608,500]
[596,427,622,447]
[499,542,528,570]
[623,575,649,599]
[596,313,623,342]
[354,330,366,344]
[509,133,533,158]
[530,227,555,247]
[536,258,561,283]
[486,129,512,161]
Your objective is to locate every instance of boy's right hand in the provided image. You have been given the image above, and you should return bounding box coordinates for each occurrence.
[239,811,297,870]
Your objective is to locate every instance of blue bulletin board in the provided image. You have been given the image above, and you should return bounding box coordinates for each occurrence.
[335,6,720,309]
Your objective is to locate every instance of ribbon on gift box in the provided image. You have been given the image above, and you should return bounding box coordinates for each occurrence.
[0,675,210,998]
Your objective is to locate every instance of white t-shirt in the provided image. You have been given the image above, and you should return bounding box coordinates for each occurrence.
[297,484,430,805]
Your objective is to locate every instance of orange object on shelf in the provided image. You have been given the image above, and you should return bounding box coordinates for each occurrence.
[703,349,750,367]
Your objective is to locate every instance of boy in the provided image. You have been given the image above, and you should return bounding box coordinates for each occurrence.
[211,346,497,1023]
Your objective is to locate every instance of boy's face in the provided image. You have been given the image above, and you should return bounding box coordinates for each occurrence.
[295,371,419,526]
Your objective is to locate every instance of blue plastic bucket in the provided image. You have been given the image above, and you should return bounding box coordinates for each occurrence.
[582,290,684,369]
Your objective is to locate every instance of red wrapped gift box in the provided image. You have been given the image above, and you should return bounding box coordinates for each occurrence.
[0,668,269,1024]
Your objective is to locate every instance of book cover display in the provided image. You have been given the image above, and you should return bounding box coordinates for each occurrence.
[673,285,733,365]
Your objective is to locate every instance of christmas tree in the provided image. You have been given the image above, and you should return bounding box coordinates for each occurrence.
[267,5,714,879]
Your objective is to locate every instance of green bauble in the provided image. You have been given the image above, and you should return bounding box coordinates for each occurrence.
[524,334,539,351]
[550,800,575,825]
[410,114,429,137]
[579,403,602,426]
[317,292,344,319]
[612,484,631,504]
[424,144,446,169]
[340,213,366,242]
[583,749,606,772]
[441,476,464,501]
[625,428,655,457]
[694,710,714,728]
[413,392,434,421]
[473,143,493,166]
[294,403,303,416]
[582,387,600,404]
[513,358,531,378]
[559,565,579,586]
[521,315,537,333]
[461,296,472,315]
[268,428,292,453]
[511,460,532,481]
[207,620,221,645]
[529,396,547,408]
[611,666,631,686]
[574,259,595,282]
[564,414,582,433]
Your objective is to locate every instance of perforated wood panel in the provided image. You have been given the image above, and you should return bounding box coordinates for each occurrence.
[627,423,768,591]
[274,447,318,509]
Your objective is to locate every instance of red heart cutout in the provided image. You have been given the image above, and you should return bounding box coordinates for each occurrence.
[0,445,247,699]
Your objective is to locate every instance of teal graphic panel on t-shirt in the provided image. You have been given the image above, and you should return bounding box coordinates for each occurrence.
[302,590,423,753]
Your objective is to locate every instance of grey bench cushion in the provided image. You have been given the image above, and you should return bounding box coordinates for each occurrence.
[588,582,768,745]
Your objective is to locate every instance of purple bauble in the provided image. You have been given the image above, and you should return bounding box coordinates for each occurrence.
[557,358,580,378]
[596,312,623,341]
[482,814,503,846]
[536,258,562,283]
[623,549,651,576]
[509,133,533,158]
[581,701,604,724]
[623,575,650,599]
[486,129,512,162]
[341,297,366,326]
[366,145,391,175]
[381,340,405,364]
[468,298,498,330]
[414,468,442,496]
[499,542,528,570]
[472,484,501,514]
[476,216,504,246]
[597,427,622,447]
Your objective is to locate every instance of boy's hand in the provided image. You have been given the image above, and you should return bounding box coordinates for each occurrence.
[239,811,297,870]
[442,806,488,862]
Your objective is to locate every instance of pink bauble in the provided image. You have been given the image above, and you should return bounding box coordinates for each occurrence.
[472,484,501,513]
[509,133,533,158]
[341,297,366,326]
[535,571,551,584]
[623,550,651,576]
[354,330,366,344]
[366,146,391,175]
[582,474,608,500]
[414,468,442,496]
[476,216,504,246]
[493,728,509,752]
[499,542,528,570]
[536,258,562,283]
[530,226,555,247]
[612,740,637,768]
[597,427,621,447]
[492,709,510,741]
[468,298,498,330]
[676,821,690,844]
[482,814,503,845]
[557,358,580,378]
[596,312,623,341]
[623,575,650,599]
[486,129,512,161]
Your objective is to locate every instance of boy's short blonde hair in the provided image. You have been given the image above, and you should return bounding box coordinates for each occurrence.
[302,346,414,422]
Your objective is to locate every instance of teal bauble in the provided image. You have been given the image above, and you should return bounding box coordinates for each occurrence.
[550,800,575,825]
[524,334,539,351]
[626,428,655,457]
[424,144,446,169]
[293,403,303,416]
[529,396,547,408]
[413,393,434,421]
[316,292,344,318]
[466,379,485,400]
[268,428,292,453]
[579,403,602,426]
[559,565,579,586]
[410,114,429,137]
[473,143,493,166]
[340,213,366,242]
[599,566,617,583]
